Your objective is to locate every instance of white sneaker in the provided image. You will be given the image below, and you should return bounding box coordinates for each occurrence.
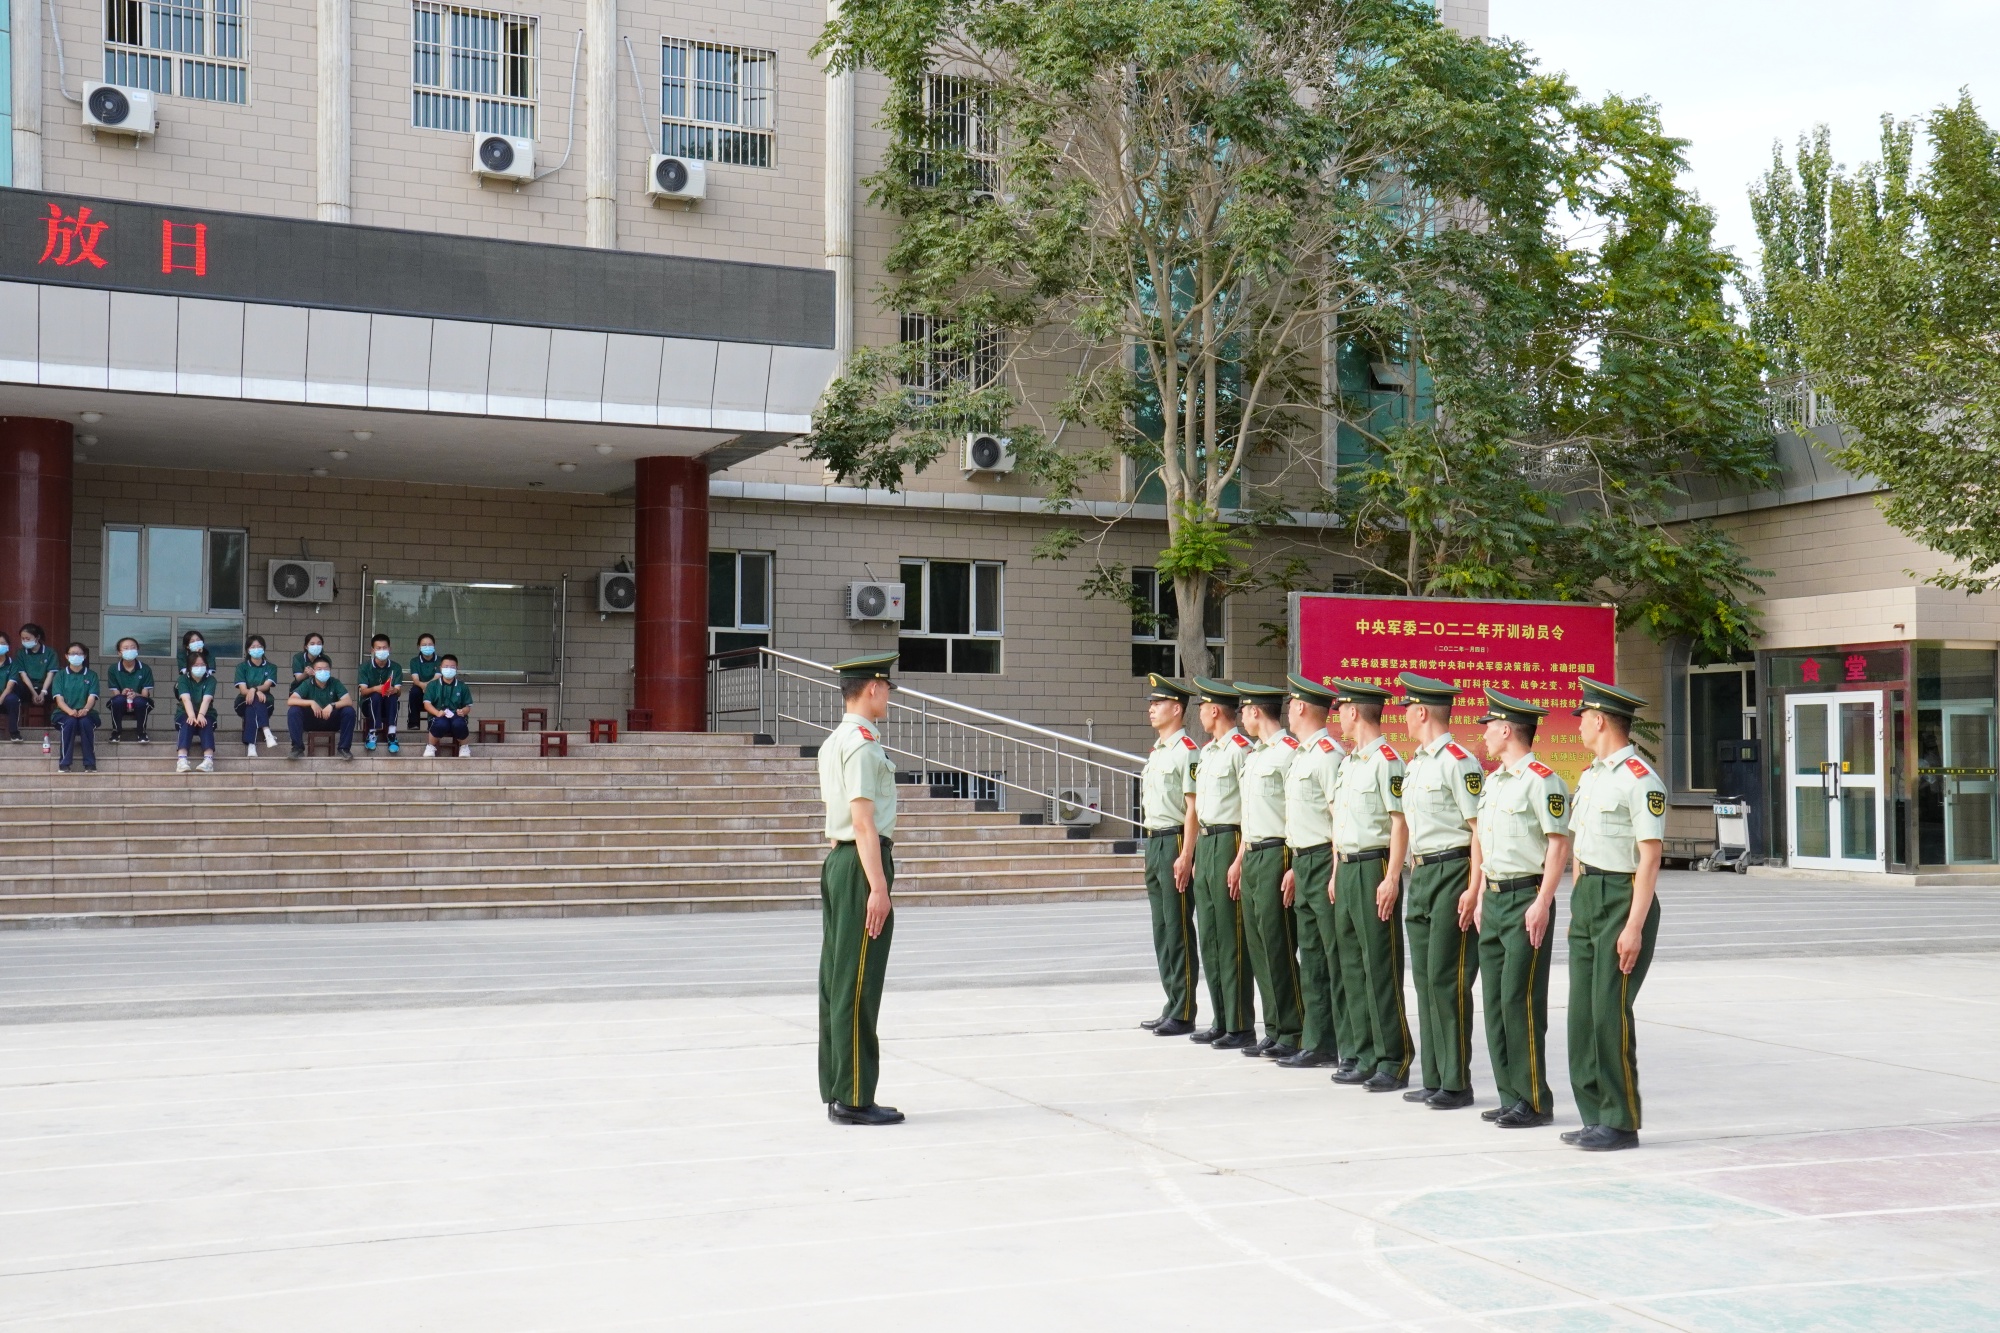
[246,743,258,759]
[459,744,472,758]
[197,755,214,773]
[263,727,277,747]
[424,744,437,758]
[175,756,191,774]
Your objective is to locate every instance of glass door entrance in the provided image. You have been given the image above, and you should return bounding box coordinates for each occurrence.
[1939,706,1996,863]
[1786,691,1886,871]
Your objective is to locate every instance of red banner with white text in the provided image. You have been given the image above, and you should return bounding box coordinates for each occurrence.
[1292,594,1619,786]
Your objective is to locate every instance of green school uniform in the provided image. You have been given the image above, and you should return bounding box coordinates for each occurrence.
[292,649,329,680]
[235,659,279,695]
[424,678,473,713]
[175,672,217,721]
[358,657,404,697]
[292,675,349,707]
[107,662,156,695]
[408,652,442,686]
[52,667,100,719]
[16,646,57,692]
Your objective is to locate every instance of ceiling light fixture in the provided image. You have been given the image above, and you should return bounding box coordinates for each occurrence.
[80,411,103,424]
[351,430,373,442]
[312,467,330,477]
[594,443,614,456]
[80,435,99,447]
[329,449,349,461]
[558,461,578,473]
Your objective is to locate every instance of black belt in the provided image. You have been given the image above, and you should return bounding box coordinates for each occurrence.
[1338,847,1388,864]
[1489,873,1543,893]
[1247,837,1285,852]
[1145,827,1182,840]
[1579,862,1629,879]
[1199,823,1239,838]
[1290,842,1331,855]
[1412,845,1471,867]
[835,837,894,847]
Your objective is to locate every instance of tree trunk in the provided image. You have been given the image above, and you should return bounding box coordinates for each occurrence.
[1173,572,1210,679]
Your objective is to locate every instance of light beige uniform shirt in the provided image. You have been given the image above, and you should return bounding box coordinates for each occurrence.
[1194,728,1252,826]
[1403,733,1484,855]
[1240,732,1299,843]
[1141,728,1200,831]
[1332,737,1404,852]
[819,712,898,842]
[1284,730,1343,849]
[1569,743,1668,874]
[1476,752,1571,879]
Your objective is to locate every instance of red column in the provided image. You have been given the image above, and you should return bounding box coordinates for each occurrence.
[0,418,74,653]
[633,455,708,731]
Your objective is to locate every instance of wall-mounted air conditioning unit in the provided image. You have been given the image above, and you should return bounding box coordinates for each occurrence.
[646,155,707,203]
[598,571,637,613]
[83,83,157,138]
[847,581,905,622]
[964,432,1015,475]
[473,134,535,182]
[268,559,336,604]
[1049,786,1102,826]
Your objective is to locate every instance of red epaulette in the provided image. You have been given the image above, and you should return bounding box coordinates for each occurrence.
[1181,735,1198,750]
[1378,743,1399,761]
[1316,738,1335,753]
[1281,735,1300,749]
[1230,733,1250,748]
[1527,760,1553,778]
[857,727,876,742]
[1625,757,1651,778]
[1444,742,1468,760]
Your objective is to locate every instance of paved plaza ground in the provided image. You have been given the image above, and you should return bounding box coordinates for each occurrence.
[2,872,1997,1331]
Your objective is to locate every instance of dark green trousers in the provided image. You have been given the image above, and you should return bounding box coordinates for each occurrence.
[1240,844,1302,1046]
[817,840,895,1108]
[1334,855,1413,1078]
[1290,845,1347,1057]
[1144,832,1198,1023]
[1193,830,1254,1033]
[1567,870,1661,1132]
[1406,858,1479,1093]
[1479,884,1553,1113]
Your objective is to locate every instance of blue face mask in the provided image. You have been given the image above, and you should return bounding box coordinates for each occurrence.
[67,654,85,669]
[313,668,331,684]
[249,646,265,659]
[420,644,436,657]
[190,665,207,679]
[121,648,139,662]
[374,648,391,661]
[21,638,36,650]
[0,643,9,654]
[187,639,204,653]
[307,644,323,658]
[440,666,458,680]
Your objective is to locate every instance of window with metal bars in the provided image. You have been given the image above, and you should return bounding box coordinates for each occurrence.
[660,38,774,167]
[898,314,1001,402]
[103,0,248,103]
[412,1,536,137]
[917,74,997,190]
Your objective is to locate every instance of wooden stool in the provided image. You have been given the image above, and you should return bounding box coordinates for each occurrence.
[477,718,506,743]
[625,708,654,733]
[434,735,462,756]
[305,732,339,757]
[539,730,570,757]
[22,700,52,730]
[521,707,549,732]
[588,718,617,744]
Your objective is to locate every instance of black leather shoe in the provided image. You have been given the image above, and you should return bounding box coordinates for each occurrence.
[1189,1026,1223,1043]
[1480,1106,1506,1122]
[1427,1088,1476,1111]
[1495,1103,1554,1129]
[1336,1057,1359,1076]
[1331,1064,1372,1085]
[1153,1018,1195,1037]
[1211,1030,1257,1049]
[1140,1016,1164,1030]
[828,1102,906,1126]
[1276,1048,1334,1068]
[1363,1070,1410,1092]
[1559,1126,1594,1145]
[1242,1037,1276,1058]
[1260,1043,1302,1061]
[1576,1125,1639,1151]
[1403,1086,1439,1103]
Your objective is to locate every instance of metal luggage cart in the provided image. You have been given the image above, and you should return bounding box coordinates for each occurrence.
[1698,798,1755,873]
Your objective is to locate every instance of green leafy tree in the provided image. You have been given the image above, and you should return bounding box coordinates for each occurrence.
[810,0,1772,671]
[1756,95,2000,592]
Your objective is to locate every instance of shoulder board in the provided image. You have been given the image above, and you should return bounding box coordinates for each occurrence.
[857,727,876,743]
[1624,757,1651,779]
[1527,760,1554,778]
[1378,743,1399,762]
[1316,738,1335,752]
[1281,735,1299,749]
[1230,733,1250,748]
[1181,735,1198,749]
[1444,742,1467,761]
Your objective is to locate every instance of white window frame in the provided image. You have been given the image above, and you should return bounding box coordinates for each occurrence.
[412,1,538,138]
[660,37,775,167]
[104,0,249,103]
[899,558,1004,675]
[98,524,248,660]
[921,73,998,190]
[1129,567,1225,677]
[708,549,773,657]
[1682,660,1757,793]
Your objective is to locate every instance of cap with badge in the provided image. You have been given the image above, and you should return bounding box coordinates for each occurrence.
[1573,677,1647,719]
[1285,672,1336,708]
[1145,673,1195,703]
[832,651,898,683]
[1396,671,1460,710]
[1329,679,1396,706]
[1474,686,1548,726]
[1231,681,1288,713]
[1191,677,1241,706]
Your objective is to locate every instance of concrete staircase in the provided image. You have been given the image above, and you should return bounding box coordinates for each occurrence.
[0,729,1143,928]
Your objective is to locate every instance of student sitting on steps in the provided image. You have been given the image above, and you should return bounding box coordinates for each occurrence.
[51,642,100,774]
[13,624,57,740]
[105,638,156,744]
[422,655,474,758]
[406,633,442,734]
[358,633,404,754]
[0,631,17,742]
[175,651,219,774]
[235,635,280,758]
[292,633,329,687]
[287,660,357,761]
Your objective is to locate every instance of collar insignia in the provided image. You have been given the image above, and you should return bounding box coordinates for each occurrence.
[1317,738,1335,752]
[1527,760,1554,777]
[1444,742,1467,760]
[1378,743,1398,761]
[1624,757,1651,778]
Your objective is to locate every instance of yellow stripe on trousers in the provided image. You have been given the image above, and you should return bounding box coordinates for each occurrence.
[1525,941,1542,1114]
[852,930,870,1107]
[1619,968,1638,1128]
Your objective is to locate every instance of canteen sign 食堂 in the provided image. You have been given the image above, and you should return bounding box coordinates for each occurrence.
[1292,594,1619,786]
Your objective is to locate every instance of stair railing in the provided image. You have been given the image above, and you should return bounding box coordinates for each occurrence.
[706,646,1148,832]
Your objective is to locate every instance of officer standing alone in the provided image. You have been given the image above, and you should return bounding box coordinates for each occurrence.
[1189,679,1257,1049]
[817,652,904,1126]
[1563,678,1666,1152]
[1277,675,1347,1071]
[1328,681,1414,1091]
[1137,675,1201,1037]
[1231,682,1304,1060]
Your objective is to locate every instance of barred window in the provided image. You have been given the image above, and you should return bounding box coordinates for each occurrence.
[918,74,997,190]
[104,0,248,103]
[412,2,537,138]
[661,38,774,167]
[898,314,1000,401]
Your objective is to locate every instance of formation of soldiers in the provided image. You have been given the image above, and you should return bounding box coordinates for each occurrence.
[1138,670,1666,1152]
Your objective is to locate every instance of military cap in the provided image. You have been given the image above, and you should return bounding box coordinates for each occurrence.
[1573,676,1647,719]
[1474,686,1548,725]
[1232,681,1288,711]
[1191,677,1240,706]
[1145,673,1194,703]
[1286,672,1336,708]
[833,651,898,683]
[1330,679,1396,705]
[1396,671,1460,709]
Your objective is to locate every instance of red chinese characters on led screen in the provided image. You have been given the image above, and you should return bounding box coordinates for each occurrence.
[39,203,110,269]
[161,220,208,276]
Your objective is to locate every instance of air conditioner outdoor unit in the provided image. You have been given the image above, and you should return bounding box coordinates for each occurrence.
[82,83,157,138]
[473,134,535,182]
[598,571,637,613]
[1049,786,1103,826]
[847,581,905,622]
[267,559,336,604]
[646,154,707,202]
[964,432,1015,474]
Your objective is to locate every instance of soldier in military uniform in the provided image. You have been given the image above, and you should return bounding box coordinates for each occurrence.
[1396,672,1485,1111]
[1278,674,1347,1070]
[1190,678,1258,1049]
[1230,681,1304,1059]
[1328,680,1415,1091]
[1470,687,1570,1130]
[1138,675,1201,1037]
[1562,678,1666,1152]
[817,652,905,1126]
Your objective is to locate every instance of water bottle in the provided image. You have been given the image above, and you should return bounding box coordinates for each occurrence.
[41,733,51,755]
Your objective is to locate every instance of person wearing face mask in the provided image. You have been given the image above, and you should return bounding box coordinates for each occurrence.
[292,635,328,686]
[422,655,475,758]
[106,638,157,744]
[174,651,219,774]
[51,642,100,774]
[286,658,357,760]
[406,633,442,733]
[175,629,209,674]
[0,632,19,741]
[234,636,280,758]
[15,623,58,737]
[357,633,405,754]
